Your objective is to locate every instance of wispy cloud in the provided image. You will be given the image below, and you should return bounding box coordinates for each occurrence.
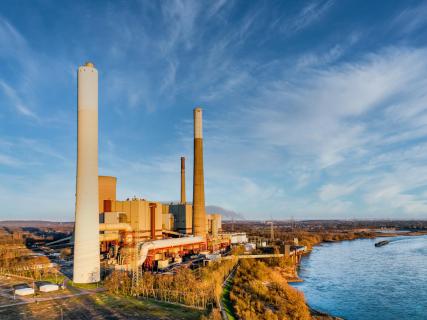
[0,80,38,119]
[0,153,22,167]
[392,2,427,35]
[0,1,426,220]
[280,0,335,35]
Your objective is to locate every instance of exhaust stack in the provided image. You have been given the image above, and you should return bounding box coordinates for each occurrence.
[192,107,206,237]
[73,62,100,283]
[181,157,186,204]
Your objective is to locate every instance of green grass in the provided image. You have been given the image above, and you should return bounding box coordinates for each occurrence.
[0,292,204,320]
[39,274,66,284]
[68,281,101,290]
[222,279,237,320]
[92,293,204,319]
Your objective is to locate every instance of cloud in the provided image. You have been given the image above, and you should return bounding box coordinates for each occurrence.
[318,183,359,202]
[241,47,427,168]
[159,0,201,52]
[0,80,39,119]
[206,205,245,220]
[194,46,427,218]
[0,16,27,57]
[1,2,427,220]
[281,0,335,35]
[392,2,427,35]
[0,153,22,167]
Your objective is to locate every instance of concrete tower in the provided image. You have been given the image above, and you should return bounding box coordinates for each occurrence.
[192,107,206,237]
[181,157,186,204]
[73,62,100,283]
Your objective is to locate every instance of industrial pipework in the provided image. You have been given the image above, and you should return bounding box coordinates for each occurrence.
[138,236,204,266]
[192,108,207,237]
[73,62,101,283]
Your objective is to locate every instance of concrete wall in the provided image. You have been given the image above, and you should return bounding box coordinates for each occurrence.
[111,199,163,240]
[162,213,174,230]
[206,213,222,236]
[170,203,193,234]
[98,176,117,212]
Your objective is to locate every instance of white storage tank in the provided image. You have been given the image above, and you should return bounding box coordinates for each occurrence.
[39,284,59,292]
[15,287,35,296]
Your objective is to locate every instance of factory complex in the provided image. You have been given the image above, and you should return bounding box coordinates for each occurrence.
[97,175,227,270]
[73,62,234,283]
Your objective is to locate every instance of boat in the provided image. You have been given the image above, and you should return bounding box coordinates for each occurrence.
[375,240,390,247]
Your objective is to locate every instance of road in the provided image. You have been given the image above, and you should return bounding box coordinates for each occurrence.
[220,263,239,320]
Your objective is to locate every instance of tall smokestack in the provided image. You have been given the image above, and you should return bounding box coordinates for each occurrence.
[192,107,206,237]
[181,157,186,204]
[73,62,100,283]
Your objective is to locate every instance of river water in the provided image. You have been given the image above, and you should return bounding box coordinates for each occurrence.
[292,235,427,320]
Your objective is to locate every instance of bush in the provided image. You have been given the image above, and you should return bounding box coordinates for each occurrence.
[230,259,311,320]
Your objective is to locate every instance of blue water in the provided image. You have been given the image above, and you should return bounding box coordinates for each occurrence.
[292,235,427,320]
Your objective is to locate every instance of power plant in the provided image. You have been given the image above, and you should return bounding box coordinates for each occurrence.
[72,63,229,282]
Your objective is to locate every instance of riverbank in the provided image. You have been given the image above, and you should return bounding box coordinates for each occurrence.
[299,229,427,253]
[290,230,426,320]
[290,231,427,320]
[310,307,344,320]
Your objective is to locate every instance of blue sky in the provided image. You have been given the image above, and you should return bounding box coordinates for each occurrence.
[1,0,427,221]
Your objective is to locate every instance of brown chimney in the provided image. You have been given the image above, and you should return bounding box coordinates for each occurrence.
[192,107,206,237]
[181,157,186,204]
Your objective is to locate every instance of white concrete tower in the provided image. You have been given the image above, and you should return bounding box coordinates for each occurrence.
[73,62,100,283]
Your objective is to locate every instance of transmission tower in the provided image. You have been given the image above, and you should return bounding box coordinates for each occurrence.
[266,221,274,242]
[131,218,141,295]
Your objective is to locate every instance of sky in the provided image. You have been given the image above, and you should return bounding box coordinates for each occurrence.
[1,0,427,221]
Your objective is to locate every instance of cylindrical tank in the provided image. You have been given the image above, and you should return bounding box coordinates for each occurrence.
[73,62,100,283]
[192,107,206,237]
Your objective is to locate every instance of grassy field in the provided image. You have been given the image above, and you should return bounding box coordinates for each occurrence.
[221,280,237,320]
[0,292,205,320]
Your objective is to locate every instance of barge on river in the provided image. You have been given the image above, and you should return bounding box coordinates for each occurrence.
[375,240,390,247]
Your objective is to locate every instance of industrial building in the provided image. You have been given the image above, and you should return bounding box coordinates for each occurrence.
[72,62,229,282]
[97,175,224,269]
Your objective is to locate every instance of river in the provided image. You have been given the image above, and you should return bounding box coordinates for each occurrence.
[292,235,427,320]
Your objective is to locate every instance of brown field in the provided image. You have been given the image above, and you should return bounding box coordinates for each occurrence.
[0,292,204,320]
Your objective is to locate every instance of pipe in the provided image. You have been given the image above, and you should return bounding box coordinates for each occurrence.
[138,236,204,266]
[99,233,120,242]
[99,223,132,232]
[150,203,156,240]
